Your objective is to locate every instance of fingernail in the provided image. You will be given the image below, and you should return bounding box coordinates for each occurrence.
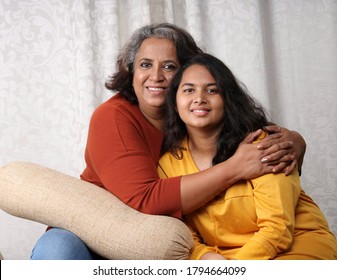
[261,157,268,162]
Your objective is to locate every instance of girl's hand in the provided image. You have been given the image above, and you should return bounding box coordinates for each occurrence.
[200,252,227,260]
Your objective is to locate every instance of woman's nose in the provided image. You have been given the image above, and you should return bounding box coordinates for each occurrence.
[149,66,164,81]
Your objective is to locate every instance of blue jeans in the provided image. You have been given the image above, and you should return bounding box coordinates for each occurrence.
[30,228,105,260]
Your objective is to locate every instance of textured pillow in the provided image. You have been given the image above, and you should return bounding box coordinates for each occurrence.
[0,161,193,260]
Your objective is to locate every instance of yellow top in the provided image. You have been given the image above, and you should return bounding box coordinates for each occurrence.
[158,137,337,260]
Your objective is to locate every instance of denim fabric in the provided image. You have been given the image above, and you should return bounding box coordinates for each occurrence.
[30,228,105,260]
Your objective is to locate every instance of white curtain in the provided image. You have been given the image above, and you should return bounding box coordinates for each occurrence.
[1,0,336,259]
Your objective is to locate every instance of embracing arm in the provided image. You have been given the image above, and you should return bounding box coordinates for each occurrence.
[180,129,292,215]
[180,142,273,214]
[82,99,182,218]
[180,126,305,214]
[86,100,276,218]
[85,99,297,219]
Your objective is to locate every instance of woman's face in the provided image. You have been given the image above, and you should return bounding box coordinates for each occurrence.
[133,38,180,114]
[176,64,224,132]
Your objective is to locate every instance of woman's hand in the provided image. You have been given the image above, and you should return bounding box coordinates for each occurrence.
[256,125,306,175]
[232,130,277,180]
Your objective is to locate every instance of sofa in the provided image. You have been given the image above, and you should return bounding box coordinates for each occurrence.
[0,161,194,260]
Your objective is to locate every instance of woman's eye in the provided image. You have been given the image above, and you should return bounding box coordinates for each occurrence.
[164,64,178,71]
[140,62,151,68]
[183,88,193,93]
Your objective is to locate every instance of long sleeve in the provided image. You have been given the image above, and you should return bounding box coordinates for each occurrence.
[157,134,336,260]
[187,223,215,260]
[233,172,301,259]
[81,95,182,218]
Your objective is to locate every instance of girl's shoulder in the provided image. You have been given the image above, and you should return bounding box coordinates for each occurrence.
[252,130,268,144]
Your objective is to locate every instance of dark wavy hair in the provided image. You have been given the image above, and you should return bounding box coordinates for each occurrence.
[162,53,269,165]
[105,23,203,104]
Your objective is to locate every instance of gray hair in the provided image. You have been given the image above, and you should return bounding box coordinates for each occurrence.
[106,23,202,103]
[122,23,201,71]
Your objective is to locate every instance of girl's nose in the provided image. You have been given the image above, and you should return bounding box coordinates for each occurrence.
[193,91,207,104]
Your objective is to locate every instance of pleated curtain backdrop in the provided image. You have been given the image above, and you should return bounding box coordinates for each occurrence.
[0,0,336,259]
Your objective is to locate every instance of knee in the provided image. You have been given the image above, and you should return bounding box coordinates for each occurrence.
[30,228,92,260]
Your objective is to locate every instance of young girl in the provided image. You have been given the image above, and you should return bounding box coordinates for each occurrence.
[158,53,337,260]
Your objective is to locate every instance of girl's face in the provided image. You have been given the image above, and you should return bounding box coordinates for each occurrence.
[176,64,224,132]
[133,38,180,114]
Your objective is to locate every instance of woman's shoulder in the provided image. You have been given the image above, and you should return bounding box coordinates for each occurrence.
[92,94,140,119]
[97,94,134,110]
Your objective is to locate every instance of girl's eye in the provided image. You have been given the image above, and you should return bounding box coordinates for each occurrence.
[206,88,219,94]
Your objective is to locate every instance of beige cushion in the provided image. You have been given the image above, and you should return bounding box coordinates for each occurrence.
[0,161,193,259]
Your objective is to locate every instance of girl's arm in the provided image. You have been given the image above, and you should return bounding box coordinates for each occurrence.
[187,225,215,260]
[184,222,226,260]
[233,171,301,259]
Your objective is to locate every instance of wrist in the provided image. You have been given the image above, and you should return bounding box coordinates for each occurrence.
[224,155,243,182]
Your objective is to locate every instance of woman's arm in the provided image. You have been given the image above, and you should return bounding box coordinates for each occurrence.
[87,101,275,218]
[87,100,299,218]
[83,101,182,218]
[179,123,306,215]
[180,130,278,215]
[180,142,274,214]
